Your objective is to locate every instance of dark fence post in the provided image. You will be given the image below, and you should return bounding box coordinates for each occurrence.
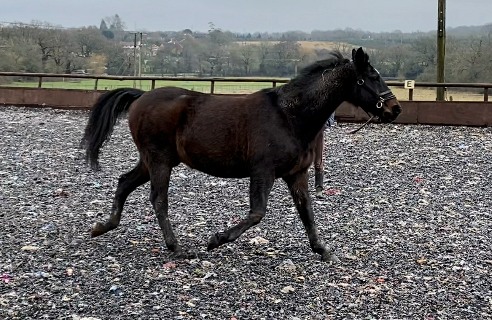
[210,80,215,93]
[38,77,42,88]
[484,87,489,102]
[151,79,156,90]
[94,78,99,90]
[436,0,446,101]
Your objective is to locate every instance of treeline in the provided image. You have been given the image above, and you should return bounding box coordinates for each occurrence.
[1,15,492,83]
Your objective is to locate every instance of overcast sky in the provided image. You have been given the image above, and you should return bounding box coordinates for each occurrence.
[1,0,491,33]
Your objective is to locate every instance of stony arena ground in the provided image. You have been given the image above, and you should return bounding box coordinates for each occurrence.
[1,107,491,319]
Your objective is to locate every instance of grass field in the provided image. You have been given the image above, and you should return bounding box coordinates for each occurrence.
[238,40,350,51]
[2,78,277,94]
[1,78,487,101]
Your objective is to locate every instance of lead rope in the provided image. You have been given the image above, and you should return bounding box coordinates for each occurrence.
[348,114,376,134]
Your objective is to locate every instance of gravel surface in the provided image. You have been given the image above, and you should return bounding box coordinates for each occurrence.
[0,106,491,320]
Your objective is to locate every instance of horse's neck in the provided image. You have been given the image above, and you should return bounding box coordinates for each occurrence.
[279,78,351,144]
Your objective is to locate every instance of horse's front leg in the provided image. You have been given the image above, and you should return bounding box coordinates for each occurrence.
[283,170,339,263]
[207,173,275,251]
[314,129,325,198]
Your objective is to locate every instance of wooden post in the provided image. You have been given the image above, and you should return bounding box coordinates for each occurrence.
[436,0,446,101]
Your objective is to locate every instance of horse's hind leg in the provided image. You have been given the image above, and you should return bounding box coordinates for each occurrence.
[283,170,339,263]
[91,160,150,237]
[147,160,185,257]
[207,173,275,251]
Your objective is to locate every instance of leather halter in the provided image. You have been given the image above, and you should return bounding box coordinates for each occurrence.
[356,78,396,109]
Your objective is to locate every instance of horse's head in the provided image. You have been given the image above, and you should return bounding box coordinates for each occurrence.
[350,47,402,123]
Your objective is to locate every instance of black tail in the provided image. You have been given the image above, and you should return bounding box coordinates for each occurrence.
[81,88,145,170]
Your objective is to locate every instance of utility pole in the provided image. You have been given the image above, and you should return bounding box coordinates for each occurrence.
[138,32,143,88]
[130,32,145,88]
[138,32,143,78]
[132,32,138,88]
[437,0,446,101]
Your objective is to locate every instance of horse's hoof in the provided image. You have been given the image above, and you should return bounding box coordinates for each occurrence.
[315,187,323,198]
[321,252,340,264]
[207,234,219,251]
[170,250,197,260]
[207,233,224,251]
[91,222,107,237]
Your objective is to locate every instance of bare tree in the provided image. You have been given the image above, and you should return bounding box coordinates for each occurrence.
[257,42,272,75]
[238,44,256,75]
[74,27,107,57]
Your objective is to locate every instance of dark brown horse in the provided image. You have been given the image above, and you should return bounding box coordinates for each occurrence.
[81,48,401,262]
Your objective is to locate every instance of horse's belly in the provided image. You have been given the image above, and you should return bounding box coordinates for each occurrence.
[183,157,250,178]
[176,132,251,178]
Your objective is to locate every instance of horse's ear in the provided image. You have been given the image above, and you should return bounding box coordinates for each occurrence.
[353,47,367,69]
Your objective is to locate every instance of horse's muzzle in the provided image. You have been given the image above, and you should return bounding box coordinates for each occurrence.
[381,99,402,123]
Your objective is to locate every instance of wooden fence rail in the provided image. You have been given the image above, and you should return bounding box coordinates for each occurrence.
[1,72,492,101]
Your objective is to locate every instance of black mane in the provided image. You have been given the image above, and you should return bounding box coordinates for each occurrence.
[260,51,349,100]
[297,51,347,79]
[276,51,351,101]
